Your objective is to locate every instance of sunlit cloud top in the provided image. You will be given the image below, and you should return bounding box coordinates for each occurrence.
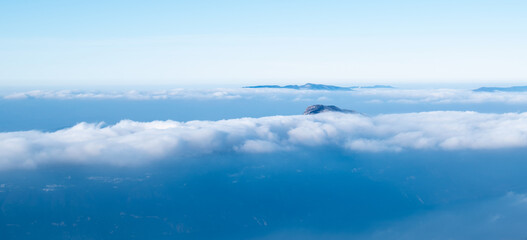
[2,111,527,169]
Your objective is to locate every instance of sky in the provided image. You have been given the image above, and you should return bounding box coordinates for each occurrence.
[1,0,526,86]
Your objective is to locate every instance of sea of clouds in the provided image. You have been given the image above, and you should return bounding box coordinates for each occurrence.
[2,111,527,169]
[5,88,527,104]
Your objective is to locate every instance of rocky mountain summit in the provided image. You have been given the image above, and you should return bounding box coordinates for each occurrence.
[303,105,355,115]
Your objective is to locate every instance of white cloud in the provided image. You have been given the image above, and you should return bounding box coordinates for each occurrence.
[4,88,527,104]
[236,140,281,153]
[1,111,527,169]
[1,88,337,101]
[355,88,527,104]
[2,89,243,100]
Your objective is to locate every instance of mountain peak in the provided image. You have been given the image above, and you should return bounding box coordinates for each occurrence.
[303,105,355,115]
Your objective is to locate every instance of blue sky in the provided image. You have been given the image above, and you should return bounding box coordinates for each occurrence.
[1,0,526,86]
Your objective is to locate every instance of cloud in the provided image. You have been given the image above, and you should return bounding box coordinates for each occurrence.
[1,88,338,101]
[1,111,527,169]
[2,89,243,100]
[355,88,527,104]
[5,88,527,104]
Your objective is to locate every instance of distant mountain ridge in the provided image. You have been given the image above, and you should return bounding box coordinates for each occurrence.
[473,86,527,92]
[245,83,393,91]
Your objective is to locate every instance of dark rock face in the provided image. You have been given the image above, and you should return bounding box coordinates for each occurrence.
[303,105,355,115]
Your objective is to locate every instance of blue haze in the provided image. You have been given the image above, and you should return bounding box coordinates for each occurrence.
[3,92,527,132]
[2,91,527,238]
[2,148,527,239]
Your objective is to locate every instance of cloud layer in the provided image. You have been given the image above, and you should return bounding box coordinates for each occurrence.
[355,88,527,104]
[1,111,527,169]
[5,88,527,104]
[2,89,243,100]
